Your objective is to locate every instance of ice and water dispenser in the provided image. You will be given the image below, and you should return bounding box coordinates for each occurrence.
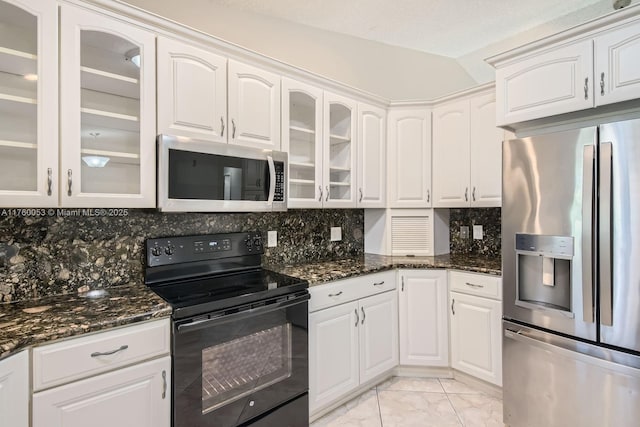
[515,233,574,317]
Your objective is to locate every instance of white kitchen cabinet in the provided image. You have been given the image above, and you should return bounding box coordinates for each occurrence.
[494,39,593,126]
[398,270,448,367]
[157,36,227,142]
[228,60,281,150]
[0,350,29,427]
[0,0,58,207]
[323,92,357,207]
[60,4,156,207]
[387,108,432,208]
[432,88,502,208]
[449,272,502,386]
[357,102,386,208]
[33,356,170,427]
[282,77,324,208]
[594,20,640,106]
[309,271,397,414]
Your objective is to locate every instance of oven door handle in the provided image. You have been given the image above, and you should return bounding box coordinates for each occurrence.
[176,293,310,334]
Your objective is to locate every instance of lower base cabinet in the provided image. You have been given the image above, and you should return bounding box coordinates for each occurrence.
[309,272,398,415]
[33,356,171,427]
[0,350,29,427]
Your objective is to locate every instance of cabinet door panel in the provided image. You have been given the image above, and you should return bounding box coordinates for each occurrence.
[309,301,359,413]
[450,292,502,386]
[357,103,386,208]
[228,60,280,150]
[433,100,470,207]
[399,270,448,366]
[387,109,432,207]
[33,356,171,427]
[0,350,29,427]
[496,39,593,126]
[470,93,502,207]
[359,291,398,383]
[157,37,227,142]
[595,21,640,106]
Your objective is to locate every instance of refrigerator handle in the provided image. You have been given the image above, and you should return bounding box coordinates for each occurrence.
[582,145,595,323]
[600,142,613,327]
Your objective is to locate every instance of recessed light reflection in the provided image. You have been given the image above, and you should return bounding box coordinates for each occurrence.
[82,156,110,168]
[23,74,38,81]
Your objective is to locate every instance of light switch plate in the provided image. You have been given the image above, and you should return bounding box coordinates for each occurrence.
[330,227,342,241]
[473,225,483,240]
[267,230,277,247]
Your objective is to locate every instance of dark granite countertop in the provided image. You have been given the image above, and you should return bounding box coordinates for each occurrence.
[266,253,501,287]
[0,283,171,360]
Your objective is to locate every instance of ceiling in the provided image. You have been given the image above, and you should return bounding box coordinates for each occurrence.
[215,0,615,57]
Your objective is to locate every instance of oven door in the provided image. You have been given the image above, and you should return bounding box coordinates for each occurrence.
[172,293,309,427]
[158,135,287,212]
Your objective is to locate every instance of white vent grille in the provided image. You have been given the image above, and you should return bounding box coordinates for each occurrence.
[391,216,432,255]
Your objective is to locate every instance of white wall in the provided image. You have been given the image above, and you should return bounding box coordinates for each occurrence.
[122,0,477,101]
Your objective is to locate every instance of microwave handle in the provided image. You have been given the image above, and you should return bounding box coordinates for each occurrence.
[267,155,276,205]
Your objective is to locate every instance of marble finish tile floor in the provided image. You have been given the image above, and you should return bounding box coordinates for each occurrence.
[311,377,504,427]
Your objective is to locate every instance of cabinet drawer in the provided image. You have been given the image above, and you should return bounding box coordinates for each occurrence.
[309,271,396,312]
[449,271,502,300]
[33,319,170,391]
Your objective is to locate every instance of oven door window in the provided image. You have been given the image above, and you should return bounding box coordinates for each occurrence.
[201,323,292,414]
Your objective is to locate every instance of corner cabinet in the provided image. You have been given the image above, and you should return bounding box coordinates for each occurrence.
[0,350,29,427]
[357,103,386,207]
[60,4,156,207]
[0,0,58,207]
[387,108,432,208]
[398,270,448,367]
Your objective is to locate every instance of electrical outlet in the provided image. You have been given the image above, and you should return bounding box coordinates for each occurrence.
[267,230,277,247]
[330,227,342,242]
[473,225,484,240]
[460,226,469,239]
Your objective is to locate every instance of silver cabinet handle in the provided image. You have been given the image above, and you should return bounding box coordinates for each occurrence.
[465,282,484,289]
[318,186,323,202]
[401,276,404,291]
[361,307,365,325]
[231,119,236,139]
[162,370,167,399]
[584,77,589,100]
[451,299,455,315]
[67,169,73,197]
[354,308,359,327]
[325,185,329,202]
[91,344,128,358]
[220,116,225,137]
[359,188,363,203]
[328,291,343,297]
[373,281,385,286]
[427,189,430,203]
[472,186,476,202]
[600,72,605,96]
[464,187,468,202]
[47,168,52,196]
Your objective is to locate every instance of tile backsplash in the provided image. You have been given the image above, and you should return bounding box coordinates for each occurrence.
[449,208,501,258]
[0,209,364,302]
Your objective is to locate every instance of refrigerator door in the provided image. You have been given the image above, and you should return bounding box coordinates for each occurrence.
[503,320,640,427]
[599,118,640,352]
[502,128,597,341]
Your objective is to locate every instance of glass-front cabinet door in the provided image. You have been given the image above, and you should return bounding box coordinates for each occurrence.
[0,0,57,207]
[60,5,156,207]
[281,78,323,208]
[323,92,357,207]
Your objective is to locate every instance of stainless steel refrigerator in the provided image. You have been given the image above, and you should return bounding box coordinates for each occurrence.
[502,117,640,427]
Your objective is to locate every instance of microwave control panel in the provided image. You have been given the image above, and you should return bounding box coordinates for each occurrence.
[274,162,284,202]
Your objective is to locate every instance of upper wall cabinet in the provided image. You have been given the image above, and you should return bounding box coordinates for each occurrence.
[0,0,58,207]
[228,60,281,150]
[60,4,156,208]
[282,77,323,208]
[387,108,432,208]
[357,103,386,208]
[157,36,227,142]
[432,89,502,208]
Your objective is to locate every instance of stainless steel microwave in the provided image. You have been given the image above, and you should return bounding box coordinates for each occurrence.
[157,135,287,212]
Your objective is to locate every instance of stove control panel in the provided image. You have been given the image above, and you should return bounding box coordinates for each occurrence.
[146,232,264,267]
